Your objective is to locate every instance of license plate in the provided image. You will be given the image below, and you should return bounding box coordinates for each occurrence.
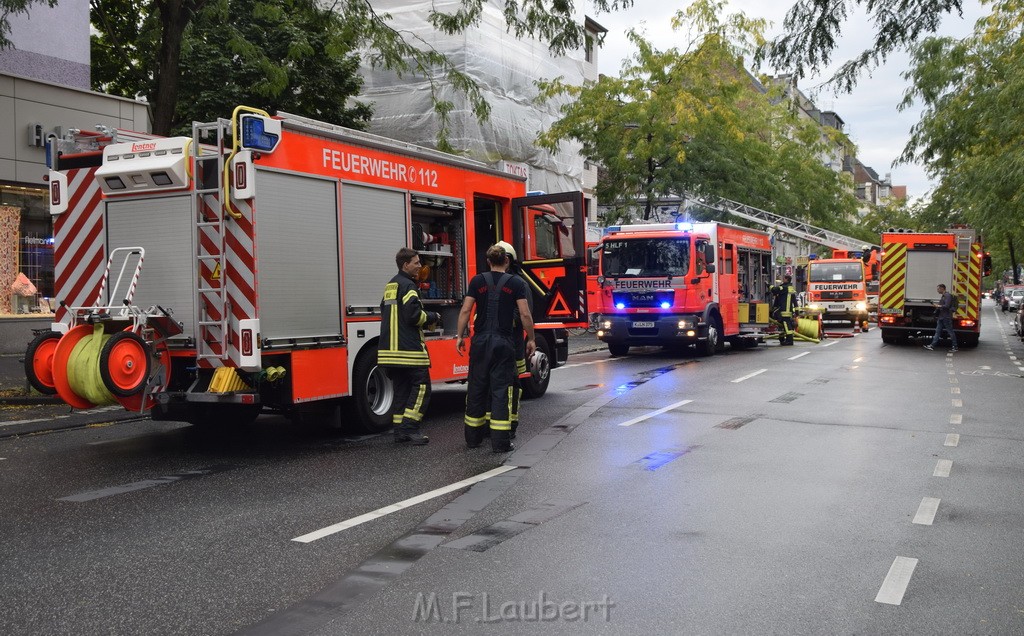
[828,304,845,310]
[632,321,655,329]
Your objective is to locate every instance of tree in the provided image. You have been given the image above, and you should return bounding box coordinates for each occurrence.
[760,0,966,92]
[897,0,1024,270]
[537,0,858,225]
[91,0,633,142]
[0,0,57,49]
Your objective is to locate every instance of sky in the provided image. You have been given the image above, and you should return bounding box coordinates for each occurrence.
[591,0,988,201]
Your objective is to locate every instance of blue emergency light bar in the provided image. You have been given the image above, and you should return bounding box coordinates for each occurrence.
[240,115,281,153]
[675,222,693,232]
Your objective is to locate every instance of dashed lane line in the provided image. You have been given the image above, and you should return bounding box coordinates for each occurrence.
[933,460,953,478]
[291,465,518,543]
[912,497,941,525]
[944,433,960,447]
[617,400,693,427]
[875,556,919,605]
[731,369,767,383]
[787,352,810,360]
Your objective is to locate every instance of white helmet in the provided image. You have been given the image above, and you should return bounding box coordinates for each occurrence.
[494,240,517,262]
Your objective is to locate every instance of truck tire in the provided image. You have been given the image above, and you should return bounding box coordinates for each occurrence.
[608,343,629,357]
[696,315,721,357]
[347,349,394,434]
[24,330,62,395]
[880,328,897,345]
[521,336,552,399]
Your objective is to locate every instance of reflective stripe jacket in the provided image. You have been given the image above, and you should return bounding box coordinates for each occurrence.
[378,271,436,367]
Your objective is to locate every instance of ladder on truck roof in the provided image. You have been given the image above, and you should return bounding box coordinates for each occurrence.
[191,119,231,363]
[687,193,878,253]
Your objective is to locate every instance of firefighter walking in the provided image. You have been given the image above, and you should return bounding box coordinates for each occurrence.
[456,242,536,453]
[378,248,441,445]
[771,274,798,346]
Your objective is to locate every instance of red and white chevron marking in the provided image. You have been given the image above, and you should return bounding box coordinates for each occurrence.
[53,168,105,325]
[197,193,225,367]
[225,198,257,364]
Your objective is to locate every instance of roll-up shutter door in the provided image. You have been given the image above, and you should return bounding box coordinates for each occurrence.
[254,170,341,339]
[341,184,407,310]
[106,197,194,338]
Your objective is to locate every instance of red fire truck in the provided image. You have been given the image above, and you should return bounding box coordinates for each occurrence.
[803,255,870,326]
[593,221,774,356]
[26,107,587,431]
[877,227,990,347]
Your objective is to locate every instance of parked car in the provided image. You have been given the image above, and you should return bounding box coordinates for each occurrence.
[1007,289,1024,313]
[1002,286,1024,311]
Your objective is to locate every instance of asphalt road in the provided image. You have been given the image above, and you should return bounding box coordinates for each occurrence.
[2,301,1023,635]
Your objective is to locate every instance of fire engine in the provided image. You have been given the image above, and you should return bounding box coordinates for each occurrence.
[26,107,588,431]
[877,227,990,347]
[804,253,870,325]
[593,221,773,356]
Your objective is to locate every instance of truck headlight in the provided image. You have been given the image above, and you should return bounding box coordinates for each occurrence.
[855,302,866,311]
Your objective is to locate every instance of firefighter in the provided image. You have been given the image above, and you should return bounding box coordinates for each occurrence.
[503,241,535,440]
[378,247,441,445]
[456,242,536,453]
[770,274,798,346]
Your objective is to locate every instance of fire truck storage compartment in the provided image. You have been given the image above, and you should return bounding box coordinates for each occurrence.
[410,194,465,333]
[904,250,953,302]
[340,183,407,313]
[254,169,341,340]
[105,196,195,339]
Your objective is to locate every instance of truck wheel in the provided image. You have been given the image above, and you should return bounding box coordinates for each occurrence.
[347,350,394,434]
[696,317,721,357]
[608,343,629,357]
[24,330,62,395]
[521,336,552,399]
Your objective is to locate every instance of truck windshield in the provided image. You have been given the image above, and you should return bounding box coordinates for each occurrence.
[809,262,863,282]
[602,238,689,277]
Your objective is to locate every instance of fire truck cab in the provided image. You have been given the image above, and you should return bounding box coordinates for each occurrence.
[804,256,870,325]
[28,107,588,431]
[594,221,774,356]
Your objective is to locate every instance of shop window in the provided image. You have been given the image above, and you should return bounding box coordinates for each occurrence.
[0,184,51,316]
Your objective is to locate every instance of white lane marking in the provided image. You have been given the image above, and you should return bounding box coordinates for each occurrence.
[952,399,962,408]
[945,433,960,446]
[788,352,810,360]
[913,497,941,525]
[731,369,767,383]
[950,414,963,425]
[875,556,919,605]
[854,357,864,362]
[823,341,839,347]
[618,399,693,427]
[292,465,518,543]
[0,416,68,428]
[980,366,992,370]
[951,387,960,394]
[933,459,953,477]
[562,357,625,369]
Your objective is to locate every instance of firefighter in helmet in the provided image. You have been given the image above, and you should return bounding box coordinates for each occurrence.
[770,274,798,346]
[502,241,535,440]
[378,247,441,445]
[456,242,536,452]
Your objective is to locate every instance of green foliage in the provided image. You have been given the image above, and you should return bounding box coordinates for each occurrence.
[899,0,1024,270]
[91,0,633,143]
[537,0,859,227]
[0,0,58,49]
[760,0,965,92]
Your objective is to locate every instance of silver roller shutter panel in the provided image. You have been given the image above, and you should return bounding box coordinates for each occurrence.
[254,170,341,339]
[340,184,407,309]
[105,196,195,338]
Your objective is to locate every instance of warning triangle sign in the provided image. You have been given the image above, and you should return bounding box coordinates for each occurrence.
[211,262,221,280]
[546,290,573,317]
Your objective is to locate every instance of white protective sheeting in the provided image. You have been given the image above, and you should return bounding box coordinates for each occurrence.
[360,0,587,194]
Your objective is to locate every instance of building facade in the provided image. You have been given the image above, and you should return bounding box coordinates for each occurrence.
[358,0,604,222]
[0,3,149,338]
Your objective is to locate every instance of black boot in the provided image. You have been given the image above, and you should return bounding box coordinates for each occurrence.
[465,425,485,449]
[491,430,514,453]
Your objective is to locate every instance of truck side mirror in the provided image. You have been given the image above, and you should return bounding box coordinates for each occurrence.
[704,262,716,274]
